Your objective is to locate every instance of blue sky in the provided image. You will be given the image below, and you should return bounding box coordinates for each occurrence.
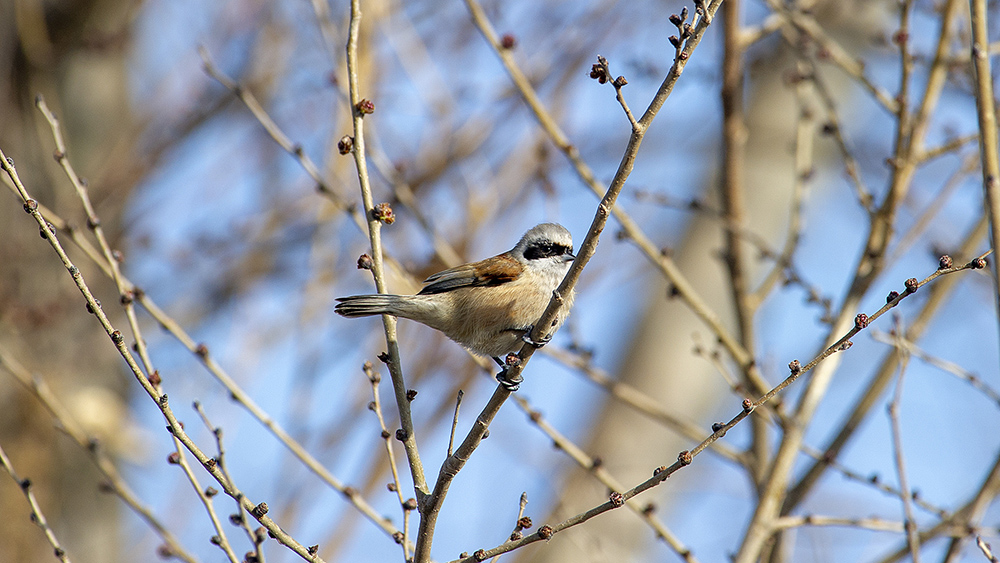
[101,0,1000,561]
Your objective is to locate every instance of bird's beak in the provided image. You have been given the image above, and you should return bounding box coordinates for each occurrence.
[563,253,575,263]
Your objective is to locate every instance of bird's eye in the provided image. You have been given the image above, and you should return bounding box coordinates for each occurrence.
[525,242,571,260]
[525,243,550,260]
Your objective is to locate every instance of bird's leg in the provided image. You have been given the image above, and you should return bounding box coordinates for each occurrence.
[495,353,523,392]
[521,325,552,348]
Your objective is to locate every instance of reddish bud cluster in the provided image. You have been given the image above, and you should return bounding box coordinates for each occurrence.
[854,313,869,330]
[338,136,353,155]
[373,202,395,224]
[589,62,609,84]
[677,450,692,466]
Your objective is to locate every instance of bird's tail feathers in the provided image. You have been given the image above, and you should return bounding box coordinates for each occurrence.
[335,294,406,318]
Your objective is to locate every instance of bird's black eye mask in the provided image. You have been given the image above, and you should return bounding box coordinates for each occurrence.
[524,242,573,260]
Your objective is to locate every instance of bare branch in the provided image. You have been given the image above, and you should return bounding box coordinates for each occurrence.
[0,441,72,563]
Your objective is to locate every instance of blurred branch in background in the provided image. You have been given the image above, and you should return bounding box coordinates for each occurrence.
[1,0,998,562]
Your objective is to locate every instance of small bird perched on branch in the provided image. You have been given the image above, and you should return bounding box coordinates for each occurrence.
[335,223,576,390]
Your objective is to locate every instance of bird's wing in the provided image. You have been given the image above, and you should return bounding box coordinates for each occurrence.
[418,254,520,295]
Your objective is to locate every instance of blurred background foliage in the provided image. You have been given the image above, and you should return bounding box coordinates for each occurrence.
[1,0,998,562]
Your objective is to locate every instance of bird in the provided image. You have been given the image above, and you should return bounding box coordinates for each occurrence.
[335,223,576,389]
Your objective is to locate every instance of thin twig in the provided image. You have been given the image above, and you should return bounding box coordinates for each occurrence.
[805,57,874,210]
[979,537,1000,563]
[0,346,200,563]
[772,515,973,536]
[448,252,988,562]
[194,403,266,563]
[510,394,700,562]
[0,144,403,547]
[739,13,782,49]
[876,451,1000,563]
[197,47,427,287]
[543,345,746,465]
[344,0,429,506]
[631,190,833,321]
[888,155,978,265]
[887,320,920,563]
[766,1,898,113]
[488,492,529,563]
[0,441,72,563]
[36,96,160,377]
[447,390,463,458]
[918,133,978,163]
[363,362,414,560]
[872,330,1000,408]
[909,0,964,160]
[205,13,475,277]
[169,440,241,563]
[1,150,327,563]
[783,215,990,511]
[799,444,949,518]
[750,54,813,309]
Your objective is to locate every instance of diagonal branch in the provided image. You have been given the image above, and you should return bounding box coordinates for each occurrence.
[412,2,727,561]
[463,0,769,396]
[2,150,326,563]
[449,252,989,563]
